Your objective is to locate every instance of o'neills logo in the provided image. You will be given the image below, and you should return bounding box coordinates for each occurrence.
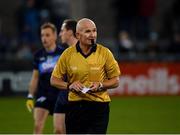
[109,68,180,96]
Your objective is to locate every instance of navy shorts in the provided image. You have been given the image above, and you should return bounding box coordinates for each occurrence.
[35,96,56,115]
[54,90,68,113]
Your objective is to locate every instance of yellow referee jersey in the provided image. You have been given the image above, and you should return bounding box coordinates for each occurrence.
[52,43,120,102]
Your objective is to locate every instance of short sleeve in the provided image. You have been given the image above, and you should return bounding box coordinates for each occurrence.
[33,54,39,70]
[105,49,121,78]
[51,51,67,79]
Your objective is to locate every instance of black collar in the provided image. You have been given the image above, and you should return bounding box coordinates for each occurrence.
[76,41,97,58]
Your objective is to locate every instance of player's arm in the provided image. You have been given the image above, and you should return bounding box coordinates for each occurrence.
[102,48,120,89]
[50,50,69,90]
[50,76,68,90]
[28,69,39,96]
[90,76,119,91]
[51,76,84,92]
[101,76,119,89]
[26,69,39,112]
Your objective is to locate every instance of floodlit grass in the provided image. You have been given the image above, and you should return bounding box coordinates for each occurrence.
[0,96,180,134]
[108,96,180,134]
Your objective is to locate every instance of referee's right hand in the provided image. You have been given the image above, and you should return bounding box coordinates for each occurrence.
[69,81,84,92]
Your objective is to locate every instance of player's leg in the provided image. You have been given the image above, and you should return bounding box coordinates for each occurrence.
[33,107,49,134]
[53,91,68,134]
[53,113,66,134]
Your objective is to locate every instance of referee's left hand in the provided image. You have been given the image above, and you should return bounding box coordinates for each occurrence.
[89,82,100,92]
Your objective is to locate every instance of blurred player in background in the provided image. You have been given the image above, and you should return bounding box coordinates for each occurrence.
[51,18,120,134]
[26,22,64,134]
[53,19,77,134]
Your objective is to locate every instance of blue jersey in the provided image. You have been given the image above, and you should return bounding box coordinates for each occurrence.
[33,45,65,100]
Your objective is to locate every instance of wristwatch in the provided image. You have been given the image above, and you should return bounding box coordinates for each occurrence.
[98,82,103,91]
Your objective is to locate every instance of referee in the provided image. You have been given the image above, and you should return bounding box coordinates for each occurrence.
[50,18,121,134]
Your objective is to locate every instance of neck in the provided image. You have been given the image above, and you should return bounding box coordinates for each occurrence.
[79,43,91,55]
[45,44,56,52]
[67,37,78,47]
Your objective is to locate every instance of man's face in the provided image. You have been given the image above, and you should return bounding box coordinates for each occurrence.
[76,21,97,46]
[59,23,71,44]
[41,28,56,48]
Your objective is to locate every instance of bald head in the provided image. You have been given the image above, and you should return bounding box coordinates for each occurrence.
[76,18,96,33]
[76,18,97,46]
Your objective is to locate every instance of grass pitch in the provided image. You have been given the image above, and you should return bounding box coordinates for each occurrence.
[0,96,179,134]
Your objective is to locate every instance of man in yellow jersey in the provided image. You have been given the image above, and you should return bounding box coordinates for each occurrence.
[50,18,121,134]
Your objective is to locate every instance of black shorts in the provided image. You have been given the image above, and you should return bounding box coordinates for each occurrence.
[35,96,56,115]
[66,101,109,134]
[54,90,68,114]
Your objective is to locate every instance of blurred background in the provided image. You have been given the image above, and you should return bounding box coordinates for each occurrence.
[0,0,180,134]
[0,0,180,61]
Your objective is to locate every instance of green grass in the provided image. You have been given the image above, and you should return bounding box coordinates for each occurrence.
[0,96,180,134]
[109,96,180,134]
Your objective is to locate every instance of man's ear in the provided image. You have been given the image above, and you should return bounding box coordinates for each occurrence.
[69,30,73,35]
[76,32,80,40]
